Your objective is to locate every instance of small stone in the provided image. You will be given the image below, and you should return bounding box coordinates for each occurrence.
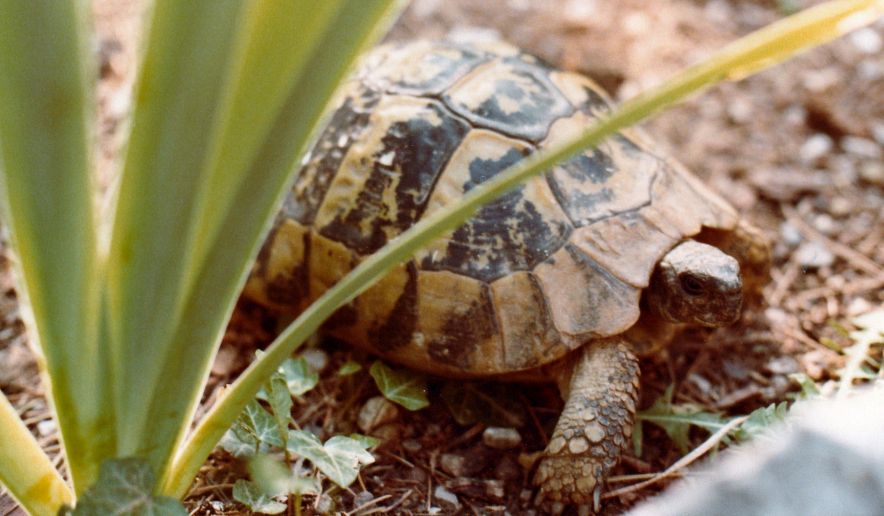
[847,298,873,317]
[727,96,754,124]
[842,136,882,159]
[440,453,470,477]
[315,493,334,514]
[859,161,884,187]
[795,241,835,269]
[483,426,522,450]
[723,359,750,381]
[780,222,803,247]
[850,27,883,54]
[872,123,884,146]
[799,134,833,163]
[434,485,460,508]
[812,214,837,235]
[802,68,840,92]
[353,491,374,507]
[301,348,328,372]
[829,197,853,217]
[485,479,506,500]
[36,419,56,437]
[358,396,399,433]
[402,439,422,453]
[765,355,800,375]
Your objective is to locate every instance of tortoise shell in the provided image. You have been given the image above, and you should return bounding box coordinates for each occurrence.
[246,40,740,377]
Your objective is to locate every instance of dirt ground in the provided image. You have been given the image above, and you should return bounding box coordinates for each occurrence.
[1,0,883,515]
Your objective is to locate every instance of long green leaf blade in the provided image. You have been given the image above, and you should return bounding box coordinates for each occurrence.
[99,0,405,487]
[0,394,72,515]
[161,0,404,496]
[105,0,249,457]
[0,0,110,492]
[170,0,884,500]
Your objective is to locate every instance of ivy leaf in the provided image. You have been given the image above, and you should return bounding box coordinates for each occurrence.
[265,373,293,446]
[287,429,375,488]
[636,386,729,454]
[440,381,525,427]
[68,458,186,515]
[220,400,283,458]
[369,361,428,411]
[337,360,362,376]
[232,479,286,515]
[731,402,790,442]
[348,433,381,450]
[280,356,319,396]
[247,455,320,497]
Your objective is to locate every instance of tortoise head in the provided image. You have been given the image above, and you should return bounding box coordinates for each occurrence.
[647,240,743,327]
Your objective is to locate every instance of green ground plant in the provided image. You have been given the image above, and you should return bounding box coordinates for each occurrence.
[0,0,881,514]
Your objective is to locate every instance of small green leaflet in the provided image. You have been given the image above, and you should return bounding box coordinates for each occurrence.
[287,429,375,488]
[219,400,284,458]
[337,359,362,376]
[63,458,186,515]
[232,479,286,515]
[788,372,821,399]
[369,361,428,411]
[280,356,320,396]
[731,402,790,442]
[636,385,729,454]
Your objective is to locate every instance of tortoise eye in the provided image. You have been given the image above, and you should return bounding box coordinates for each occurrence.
[679,273,705,296]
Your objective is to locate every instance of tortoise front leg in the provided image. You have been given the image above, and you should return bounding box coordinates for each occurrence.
[534,338,640,509]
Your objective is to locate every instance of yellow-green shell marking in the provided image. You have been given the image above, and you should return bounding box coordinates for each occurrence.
[246,40,739,377]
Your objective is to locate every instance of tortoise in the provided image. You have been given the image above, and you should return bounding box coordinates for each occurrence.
[245,39,770,508]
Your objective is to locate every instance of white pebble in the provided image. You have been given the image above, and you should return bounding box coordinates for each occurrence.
[849,28,883,54]
[841,136,882,160]
[301,348,328,372]
[37,419,57,436]
[812,214,837,235]
[483,427,522,450]
[795,241,835,269]
[780,222,803,247]
[434,485,460,507]
[872,123,884,146]
[799,134,833,163]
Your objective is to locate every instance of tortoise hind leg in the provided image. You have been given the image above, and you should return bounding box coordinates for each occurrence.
[534,338,640,509]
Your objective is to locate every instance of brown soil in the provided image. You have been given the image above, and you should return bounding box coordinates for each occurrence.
[2,0,882,514]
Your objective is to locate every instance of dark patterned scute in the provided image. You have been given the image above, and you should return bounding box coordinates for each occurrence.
[443,58,574,142]
[284,88,381,225]
[318,99,470,254]
[368,261,419,352]
[427,282,498,368]
[421,147,573,281]
[547,134,659,227]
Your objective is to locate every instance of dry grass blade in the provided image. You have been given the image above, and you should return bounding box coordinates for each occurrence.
[603,416,748,500]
